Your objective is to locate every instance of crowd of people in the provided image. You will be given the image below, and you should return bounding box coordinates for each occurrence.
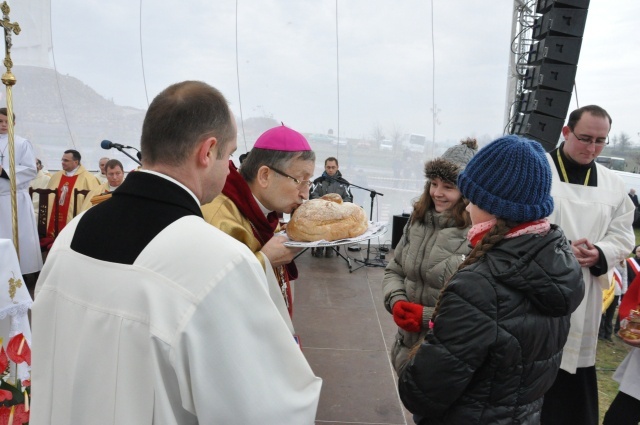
[1,82,638,424]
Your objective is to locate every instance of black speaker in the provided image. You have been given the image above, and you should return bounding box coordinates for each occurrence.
[533,7,588,39]
[512,112,564,151]
[391,214,410,249]
[536,0,590,13]
[523,62,577,91]
[528,36,583,65]
[519,89,572,119]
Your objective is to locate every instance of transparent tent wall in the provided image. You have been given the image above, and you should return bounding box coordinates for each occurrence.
[8,0,515,238]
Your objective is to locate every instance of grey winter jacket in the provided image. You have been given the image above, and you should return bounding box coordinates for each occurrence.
[399,225,584,425]
[382,208,471,372]
[310,171,353,202]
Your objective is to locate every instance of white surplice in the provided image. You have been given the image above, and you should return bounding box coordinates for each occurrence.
[0,238,33,382]
[30,215,321,424]
[613,348,640,400]
[0,134,43,274]
[547,155,635,373]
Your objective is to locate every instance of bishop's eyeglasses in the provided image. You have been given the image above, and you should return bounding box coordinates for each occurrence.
[268,166,313,188]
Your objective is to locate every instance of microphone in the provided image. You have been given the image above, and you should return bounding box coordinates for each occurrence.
[326,174,349,185]
[101,140,134,150]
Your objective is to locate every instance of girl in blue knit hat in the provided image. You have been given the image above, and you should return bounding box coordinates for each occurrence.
[398,135,585,425]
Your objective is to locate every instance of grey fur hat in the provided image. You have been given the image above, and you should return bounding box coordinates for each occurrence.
[425,138,478,184]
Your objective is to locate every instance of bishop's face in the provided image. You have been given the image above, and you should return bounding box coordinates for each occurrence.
[262,158,315,214]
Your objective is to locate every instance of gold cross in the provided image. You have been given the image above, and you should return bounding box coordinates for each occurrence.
[1,2,20,74]
[0,2,20,257]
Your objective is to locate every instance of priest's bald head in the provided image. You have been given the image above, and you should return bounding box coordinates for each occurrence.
[140,81,237,204]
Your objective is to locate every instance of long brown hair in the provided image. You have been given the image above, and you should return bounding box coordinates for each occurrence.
[411,182,470,229]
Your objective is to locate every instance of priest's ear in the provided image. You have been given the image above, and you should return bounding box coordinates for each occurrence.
[197,136,218,167]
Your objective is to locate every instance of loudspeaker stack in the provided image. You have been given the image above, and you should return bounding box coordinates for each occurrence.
[512,0,590,151]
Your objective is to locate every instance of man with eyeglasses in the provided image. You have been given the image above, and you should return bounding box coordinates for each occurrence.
[202,124,315,324]
[541,105,635,425]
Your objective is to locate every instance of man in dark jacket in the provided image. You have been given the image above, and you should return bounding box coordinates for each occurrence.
[310,157,353,257]
[310,157,352,203]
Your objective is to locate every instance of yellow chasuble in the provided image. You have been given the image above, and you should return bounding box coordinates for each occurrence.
[79,182,114,213]
[202,194,295,333]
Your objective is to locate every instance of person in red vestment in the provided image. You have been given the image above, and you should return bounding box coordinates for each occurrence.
[45,149,100,237]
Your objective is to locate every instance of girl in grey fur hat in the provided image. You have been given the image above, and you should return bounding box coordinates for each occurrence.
[382,138,477,375]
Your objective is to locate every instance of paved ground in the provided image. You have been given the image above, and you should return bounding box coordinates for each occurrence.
[293,247,412,425]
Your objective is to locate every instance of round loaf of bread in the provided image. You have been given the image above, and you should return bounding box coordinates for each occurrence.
[286,195,368,242]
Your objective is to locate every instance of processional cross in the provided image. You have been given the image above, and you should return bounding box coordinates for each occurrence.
[0,1,21,255]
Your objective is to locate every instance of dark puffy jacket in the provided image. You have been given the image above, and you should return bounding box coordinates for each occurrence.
[310,171,352,202]
[398,225,584,425]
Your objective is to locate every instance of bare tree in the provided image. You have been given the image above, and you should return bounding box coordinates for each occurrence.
[618,132,632,152]
[371,122,385,143]
[390,124,404,153]
[611,134,619,149]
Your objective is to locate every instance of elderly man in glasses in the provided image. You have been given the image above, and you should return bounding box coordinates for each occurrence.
[541,105,635,425]
[202,124,315,323]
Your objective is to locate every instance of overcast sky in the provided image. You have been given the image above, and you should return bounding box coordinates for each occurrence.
[9,0,640,151]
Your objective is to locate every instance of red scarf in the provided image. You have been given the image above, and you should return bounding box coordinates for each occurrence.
[222,161,298,279]
[468,218,550,247]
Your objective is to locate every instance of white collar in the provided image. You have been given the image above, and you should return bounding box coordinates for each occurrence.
[65,166,80,177]
[138,169,200,206]
[253,195,272,218]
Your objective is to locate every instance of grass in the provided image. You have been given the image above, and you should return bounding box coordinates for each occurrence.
[596,334,632,422]
[595,226,640,422]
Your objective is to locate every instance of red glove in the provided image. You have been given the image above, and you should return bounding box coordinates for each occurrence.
[392,301,424,333]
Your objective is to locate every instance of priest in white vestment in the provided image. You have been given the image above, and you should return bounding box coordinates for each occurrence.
[541,105,635,425]
[30,81,321,425]
[0,108,43,274]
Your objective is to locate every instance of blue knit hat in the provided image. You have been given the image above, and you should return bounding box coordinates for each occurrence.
[457,135,554,222]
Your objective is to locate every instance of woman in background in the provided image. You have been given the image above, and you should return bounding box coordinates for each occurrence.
[382,138,477,373]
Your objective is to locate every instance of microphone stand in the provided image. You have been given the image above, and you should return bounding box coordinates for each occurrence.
[341,179,386,273]
[115,146,141,166]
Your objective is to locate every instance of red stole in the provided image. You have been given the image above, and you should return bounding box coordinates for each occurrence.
[48,174,79,237]
[222,161,298,316]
